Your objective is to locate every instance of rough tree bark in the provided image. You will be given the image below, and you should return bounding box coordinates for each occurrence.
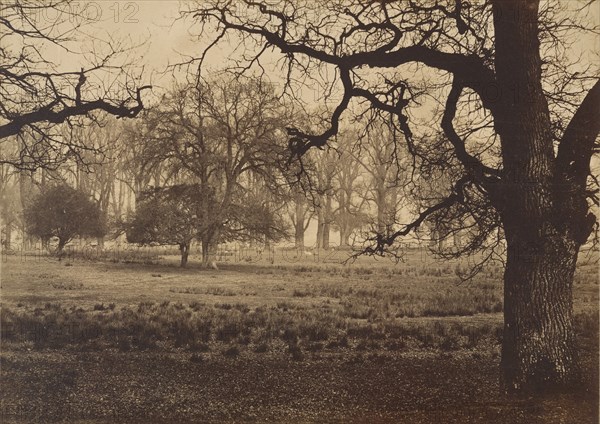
[322,220,330,250]
[501,230,579,391]
[491,0,596,392]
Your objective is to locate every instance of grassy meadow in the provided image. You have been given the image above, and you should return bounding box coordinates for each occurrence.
[0,248,598,423]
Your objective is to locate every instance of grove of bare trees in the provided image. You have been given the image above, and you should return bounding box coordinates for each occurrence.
[184,0,600,393]
[1,0,598,398]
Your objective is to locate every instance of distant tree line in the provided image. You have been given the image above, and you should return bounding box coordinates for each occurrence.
[4,73,442,267]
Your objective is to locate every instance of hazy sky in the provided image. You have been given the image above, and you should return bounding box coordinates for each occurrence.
[31,0,597,245]
[41,1,597,100]
[45,2,189,85]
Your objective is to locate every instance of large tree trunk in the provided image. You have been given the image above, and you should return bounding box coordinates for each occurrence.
[501,229,579,392]
[491,0,583,392]
[294,225,304,251]
[201,237,218,268]
[315,199,331,250]
[339,229,349,247]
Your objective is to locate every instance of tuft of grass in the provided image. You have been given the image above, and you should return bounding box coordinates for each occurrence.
[292,289,311,298]
[254,342,269,353]
[223,346,240,357]
[288,343,304,361]
[216,322,241,343]
[189,353,204,363]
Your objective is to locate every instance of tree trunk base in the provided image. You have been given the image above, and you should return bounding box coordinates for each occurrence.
[501,231,580,394]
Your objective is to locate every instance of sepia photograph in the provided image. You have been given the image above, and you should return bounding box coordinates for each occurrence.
[0,1,598,423]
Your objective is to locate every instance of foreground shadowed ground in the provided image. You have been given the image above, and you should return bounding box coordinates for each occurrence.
[0,252,598,423]
[1,350,598,424]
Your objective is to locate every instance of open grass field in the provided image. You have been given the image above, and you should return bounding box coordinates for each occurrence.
[0,249,598,423]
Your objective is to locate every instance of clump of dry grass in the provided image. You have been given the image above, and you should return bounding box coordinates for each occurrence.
[0,300,505,354]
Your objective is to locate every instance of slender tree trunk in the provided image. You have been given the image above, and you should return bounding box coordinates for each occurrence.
[316,206,324,249]
[294,196,305,252]
[41,237,50,251]
[4,223,11,250]
[96,209,110,249]
[322,195,331,249]
[376,184,386,235]
[179,241,190,268]
[338,189,348,246]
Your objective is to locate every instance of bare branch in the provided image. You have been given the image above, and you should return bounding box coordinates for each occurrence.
[0,85,151,140]
[556,79,600,185]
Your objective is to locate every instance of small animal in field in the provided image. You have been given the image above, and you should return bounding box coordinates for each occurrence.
[210,261,219,270]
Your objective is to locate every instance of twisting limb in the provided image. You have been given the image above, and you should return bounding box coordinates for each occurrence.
[441,79,501,196]
[0,83,151,140]
[555,79,600,186]
[349,176,471,259]
[286,67,354,161]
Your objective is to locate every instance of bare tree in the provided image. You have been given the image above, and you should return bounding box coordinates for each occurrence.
[288,188,313,251]
[311,147,338,250]
[0,1,150,170]
[333,131,369,246]
[353,116,408,238]
[186,0,599,392]
[66,119,124,247]
[119,119,162,217]
[0,160,19,249]
[140,75,288,265]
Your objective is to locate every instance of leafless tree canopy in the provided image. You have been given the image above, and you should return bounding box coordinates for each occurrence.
[0,0,150,170]
[183,0,599,392]
[183,1,598,256]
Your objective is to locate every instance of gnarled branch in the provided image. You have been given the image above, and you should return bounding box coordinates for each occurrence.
[0,85,151,140]
[441,80,501,194]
